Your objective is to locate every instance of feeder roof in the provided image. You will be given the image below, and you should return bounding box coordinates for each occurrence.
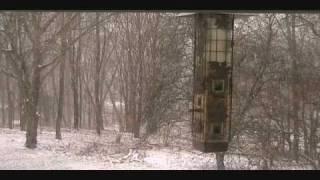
[176,11,258,18]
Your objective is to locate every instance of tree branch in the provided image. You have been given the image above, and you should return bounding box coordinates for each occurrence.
[0,68,17,79]
[298,15,320,38]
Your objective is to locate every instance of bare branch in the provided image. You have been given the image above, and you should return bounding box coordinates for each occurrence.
[298,15,320,38]
[40,12,60,34]
[0,68,17,79]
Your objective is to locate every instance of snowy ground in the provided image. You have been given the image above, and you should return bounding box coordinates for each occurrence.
[0,128,312,170]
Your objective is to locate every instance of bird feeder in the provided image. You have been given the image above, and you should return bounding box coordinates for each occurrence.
[179,12,236,152]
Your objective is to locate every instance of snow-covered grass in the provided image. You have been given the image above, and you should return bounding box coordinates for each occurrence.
[0,128,313,170]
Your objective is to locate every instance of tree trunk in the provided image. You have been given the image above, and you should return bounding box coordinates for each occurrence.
[25,99,38,149]
[25,18,42,149]
[216,152,226,170]
[95,103,103,135]
[6,76,14,129]
[1,76,6,128]
[284,14,300,161]
[133,100,141,138]
[25,75,41,149]
[70,23,81,130]
[309,106,316,158]
[289,15,300,162]
[79,77,83,129]
[301,101,309,155]
[72,79,80,130]
[119,95,124,132]
[40,91,51,127]
[287,97,292,153]
[94,13,103,136]
[77,13,83,129]
[87,101,91,129]
[56,15,67,139]
[133,15,143,139]
[55,58,65,139]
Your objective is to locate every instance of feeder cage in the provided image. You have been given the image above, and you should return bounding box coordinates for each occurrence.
[191,13,234,152]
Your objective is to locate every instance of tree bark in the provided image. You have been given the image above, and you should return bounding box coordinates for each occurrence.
[25,70,41,149]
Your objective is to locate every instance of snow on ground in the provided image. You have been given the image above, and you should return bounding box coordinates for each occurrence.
[0,128,217,170]
[0,128,313,170]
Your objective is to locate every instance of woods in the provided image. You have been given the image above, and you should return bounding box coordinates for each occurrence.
[1,12,320,169]
[231,14,320,169]
[0,12,192,148]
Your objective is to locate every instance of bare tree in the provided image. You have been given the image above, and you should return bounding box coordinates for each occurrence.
[55,13,68,140]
